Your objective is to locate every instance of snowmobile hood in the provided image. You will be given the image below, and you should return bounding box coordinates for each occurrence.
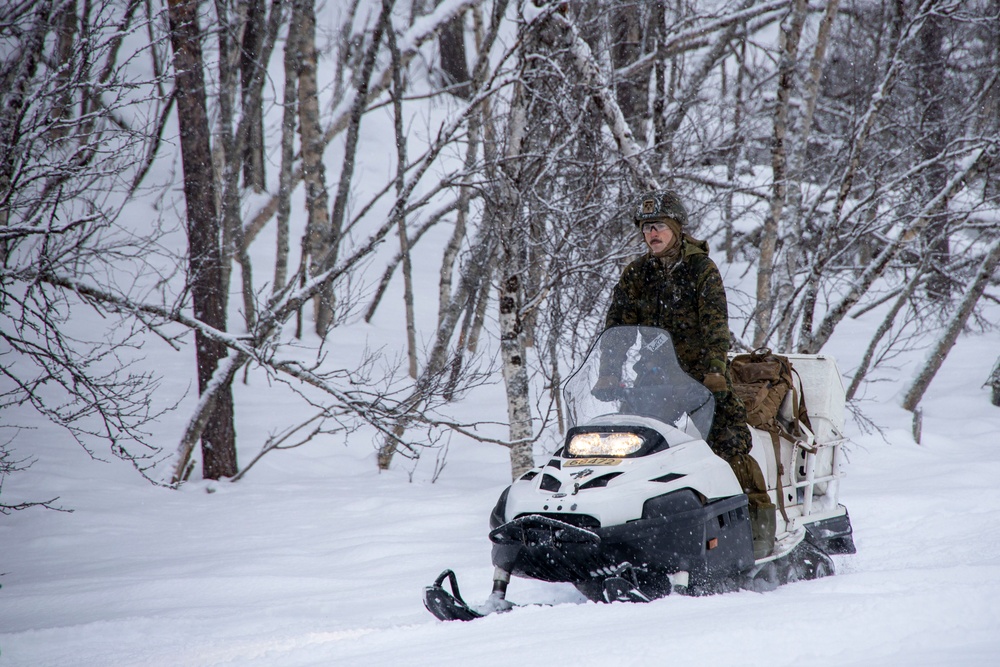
[504,435,742,528]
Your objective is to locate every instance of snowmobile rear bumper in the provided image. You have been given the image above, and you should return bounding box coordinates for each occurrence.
[804,505,856,555]
[490,494,755,592]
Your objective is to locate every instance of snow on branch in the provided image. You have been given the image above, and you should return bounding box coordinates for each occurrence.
[532,6,658,191]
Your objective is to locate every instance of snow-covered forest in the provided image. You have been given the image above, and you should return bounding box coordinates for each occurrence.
[2,1,999,664]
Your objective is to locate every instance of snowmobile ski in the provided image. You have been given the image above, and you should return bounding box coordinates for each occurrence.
[424,569,560,621]
[423,569,484,621]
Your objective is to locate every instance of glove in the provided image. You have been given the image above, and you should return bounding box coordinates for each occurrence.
[703,372,728,395]
[633,361,662,386]
[591,376,624,402]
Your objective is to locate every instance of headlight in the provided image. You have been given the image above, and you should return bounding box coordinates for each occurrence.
[567,431,644,457]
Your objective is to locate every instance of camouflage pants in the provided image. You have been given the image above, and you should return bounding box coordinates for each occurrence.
[702,378,775,554]
[709,390,772,514]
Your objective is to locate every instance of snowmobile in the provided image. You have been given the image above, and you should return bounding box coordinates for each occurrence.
[424,325,855,621]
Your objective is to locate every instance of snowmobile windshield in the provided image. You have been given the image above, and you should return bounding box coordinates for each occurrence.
[563,326,715,440]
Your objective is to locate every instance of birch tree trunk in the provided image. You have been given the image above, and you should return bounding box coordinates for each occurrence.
[273,7,298,295]
[387,17,419,378]
[437,117,478,324]
[213,0,256,330]
[499,262,535,479]
[722,30,747,263]
[291,0,334,336]
[50,0,77,140]
[494,76,534,477]
[649,0,667,177]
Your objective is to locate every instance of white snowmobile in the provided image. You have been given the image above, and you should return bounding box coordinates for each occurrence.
[424,325,855,621]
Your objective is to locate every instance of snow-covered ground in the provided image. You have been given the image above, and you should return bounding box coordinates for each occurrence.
[2,303,999,666]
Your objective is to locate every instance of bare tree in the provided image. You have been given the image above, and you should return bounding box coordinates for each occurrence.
[290,0,334,336]
[240,0,269,191]
[916,1,950,300]
[754,0,806,347]
[845,260,928,401]
[489,72,534,478]
[273,2,299,296]
[375,0,513,470]
[988,356,1000,408]
[213,0,284,330]
[902,233,1000,411]
[1,0,170,480]
[436,0,471,97]
[609,2,648,145]
[167,0,237,479]
[1,441,67,514]
[386,15,419,378]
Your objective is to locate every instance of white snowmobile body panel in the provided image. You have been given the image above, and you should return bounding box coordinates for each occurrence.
[502,417,742,529]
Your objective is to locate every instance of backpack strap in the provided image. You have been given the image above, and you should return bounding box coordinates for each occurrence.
[765,425,790,524]
[789,366,813,434]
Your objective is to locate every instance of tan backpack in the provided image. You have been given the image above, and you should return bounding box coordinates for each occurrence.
[730,348,810,434]
[729,348,812,521]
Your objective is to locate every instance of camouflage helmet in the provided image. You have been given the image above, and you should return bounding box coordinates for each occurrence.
[633,189,688,228]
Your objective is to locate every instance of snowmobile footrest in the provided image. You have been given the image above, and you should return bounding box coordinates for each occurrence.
[424,569,484,622]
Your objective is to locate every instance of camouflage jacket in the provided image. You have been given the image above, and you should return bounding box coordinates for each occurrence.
[604,236,732,381]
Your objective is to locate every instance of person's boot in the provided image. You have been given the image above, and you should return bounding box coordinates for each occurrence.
[749,501,776,559]
[727,453,776,559]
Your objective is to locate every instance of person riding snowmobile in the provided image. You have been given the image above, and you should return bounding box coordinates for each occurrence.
[596,189,776,558]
